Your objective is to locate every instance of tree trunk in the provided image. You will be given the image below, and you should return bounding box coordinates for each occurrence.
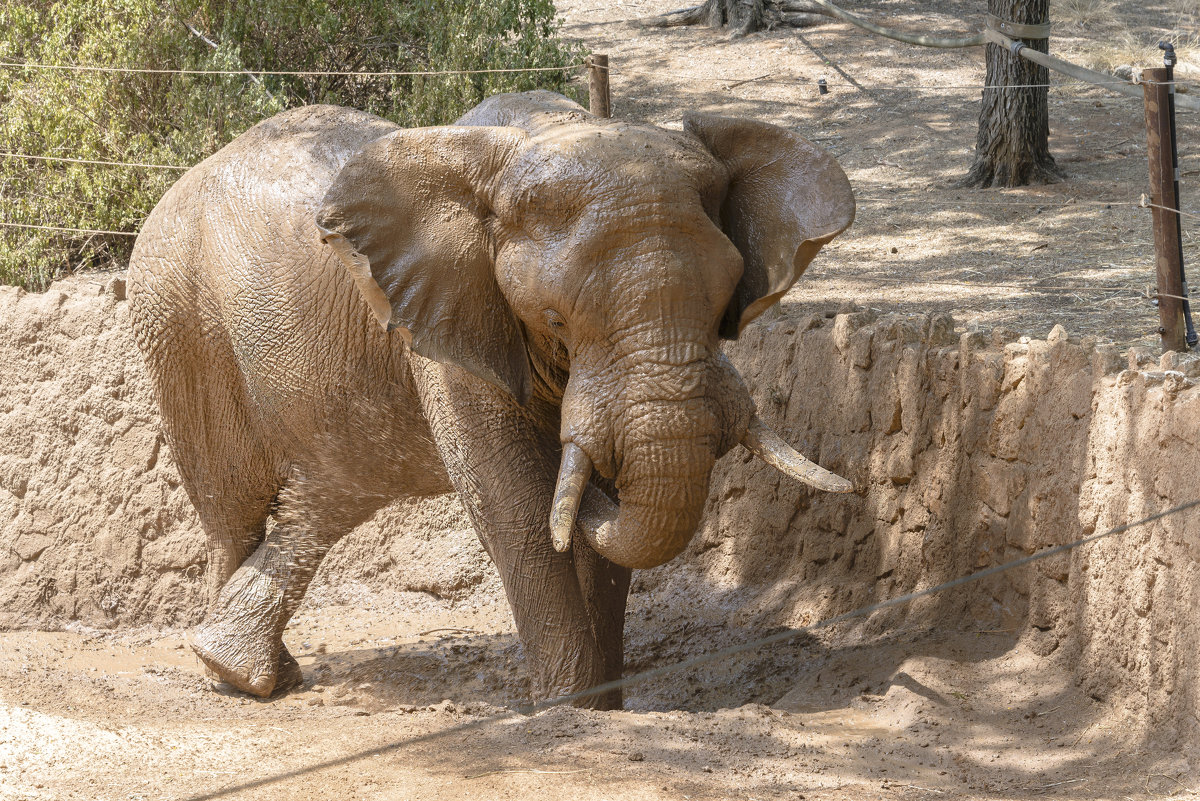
[663,0,764,36]
[960,0,1064,187]
[713,0,764,36]
[641,0,831,36]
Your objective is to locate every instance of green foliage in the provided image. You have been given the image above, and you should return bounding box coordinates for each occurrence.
[0,0,585,289]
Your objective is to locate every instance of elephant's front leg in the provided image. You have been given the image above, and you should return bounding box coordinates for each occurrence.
[483,509,611,704]
[574,537,632,709]
[413,361,614,707]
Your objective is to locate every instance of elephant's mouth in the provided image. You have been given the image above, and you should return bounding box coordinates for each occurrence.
[549,416,853,569]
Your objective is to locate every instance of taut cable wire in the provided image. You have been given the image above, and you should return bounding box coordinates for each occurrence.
[0,60,588,77]
[0,152,188,170]
[0,221,138,236]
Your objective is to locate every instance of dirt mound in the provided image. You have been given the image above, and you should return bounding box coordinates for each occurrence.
[2,275,1199,758]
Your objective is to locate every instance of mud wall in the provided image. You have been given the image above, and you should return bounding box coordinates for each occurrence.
[0,279,203,625]
[0,279,493,625]
[1,277,1198,743]
[701,309,1200,746]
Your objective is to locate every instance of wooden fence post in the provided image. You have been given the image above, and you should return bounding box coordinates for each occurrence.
[1143,65,1189,353]
[588,54,611,118]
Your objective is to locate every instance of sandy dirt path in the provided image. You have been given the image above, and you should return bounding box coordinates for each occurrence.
[0,595,1186,801]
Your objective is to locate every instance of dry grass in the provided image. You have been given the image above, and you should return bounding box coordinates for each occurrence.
[1069,31,1200,77]
[1055,0,1120,30]
[1051,0,1200,77]
[1170,0,1200,23]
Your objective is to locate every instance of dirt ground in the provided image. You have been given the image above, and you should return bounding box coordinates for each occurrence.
[4,1,1200,799]
[1,600,1185,801]
[587,0,1200,347]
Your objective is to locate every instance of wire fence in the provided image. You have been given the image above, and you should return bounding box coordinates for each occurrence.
[857,194,1200,224]
[6,191,1195,253]
[0,152,188,171]
[806,271,1173,301]
[0,59,591,243]
[0,59,589,77]
[787,0,1200,110]
[0,220,140,237]
[8,58,1156,91]
[611,67,1150,93]
[3,0,1194,239]
[856,194,1124,208]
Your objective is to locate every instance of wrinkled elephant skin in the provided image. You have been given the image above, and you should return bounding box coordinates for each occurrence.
[128,91,855,706]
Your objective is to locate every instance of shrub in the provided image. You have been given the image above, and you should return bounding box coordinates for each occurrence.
[0,0,585,289]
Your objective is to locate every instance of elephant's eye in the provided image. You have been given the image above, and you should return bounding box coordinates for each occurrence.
[544,309,567,330]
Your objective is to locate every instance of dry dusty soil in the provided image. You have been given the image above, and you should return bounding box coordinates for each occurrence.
[588,0,1200,347]
[4,1,1200,800]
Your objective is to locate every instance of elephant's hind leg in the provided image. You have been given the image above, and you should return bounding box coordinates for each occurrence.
[191,469,378,697]
[150,354,302,692]
[133,288,286,611]
[189,491,307,695]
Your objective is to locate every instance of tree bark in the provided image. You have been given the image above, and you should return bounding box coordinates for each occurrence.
[960,0,1064,187]
[642,0,832,36]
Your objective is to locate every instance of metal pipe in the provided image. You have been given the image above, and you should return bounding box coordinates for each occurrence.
[805,0,985,49]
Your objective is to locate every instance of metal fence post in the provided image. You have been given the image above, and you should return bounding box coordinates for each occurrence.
[588,54,611,118]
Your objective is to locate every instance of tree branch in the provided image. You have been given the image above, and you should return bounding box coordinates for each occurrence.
[169,11,279,103]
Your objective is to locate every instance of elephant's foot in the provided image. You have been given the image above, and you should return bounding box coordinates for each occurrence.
[193,536,308,697]
[192,620,301,698]
[199,644,303,697]
[579,687,623,711]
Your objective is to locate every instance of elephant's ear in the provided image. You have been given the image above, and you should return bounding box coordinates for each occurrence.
[684,113,855,338]
[316,126,533,404]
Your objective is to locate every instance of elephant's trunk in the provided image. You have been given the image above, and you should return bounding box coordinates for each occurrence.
[553,335,723,565]
[556,436,714,570]
[608,436,715,568]
[550,353,853,569]
[553,394,717,569]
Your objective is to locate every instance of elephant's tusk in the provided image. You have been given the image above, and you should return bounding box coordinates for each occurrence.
[550,443,592,552]
[742,416,854,493]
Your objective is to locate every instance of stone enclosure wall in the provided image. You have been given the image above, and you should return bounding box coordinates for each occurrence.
[1,276,1198,745]
[709,310,1200,748]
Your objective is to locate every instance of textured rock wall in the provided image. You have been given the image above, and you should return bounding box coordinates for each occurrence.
[686,308,1200,746]
[0,278,203,626]
[1,278,1198,743]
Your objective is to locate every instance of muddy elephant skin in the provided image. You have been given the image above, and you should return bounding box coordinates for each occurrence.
[127,91,855,705]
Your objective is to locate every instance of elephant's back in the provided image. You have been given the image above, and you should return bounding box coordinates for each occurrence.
[197,105,399,211]
[128,106,438,485]
[130,105,398,335]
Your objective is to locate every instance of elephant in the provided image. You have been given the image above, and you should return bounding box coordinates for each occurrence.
[127,90,855,708]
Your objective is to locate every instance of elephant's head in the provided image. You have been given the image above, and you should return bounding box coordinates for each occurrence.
[315,94,855,570]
